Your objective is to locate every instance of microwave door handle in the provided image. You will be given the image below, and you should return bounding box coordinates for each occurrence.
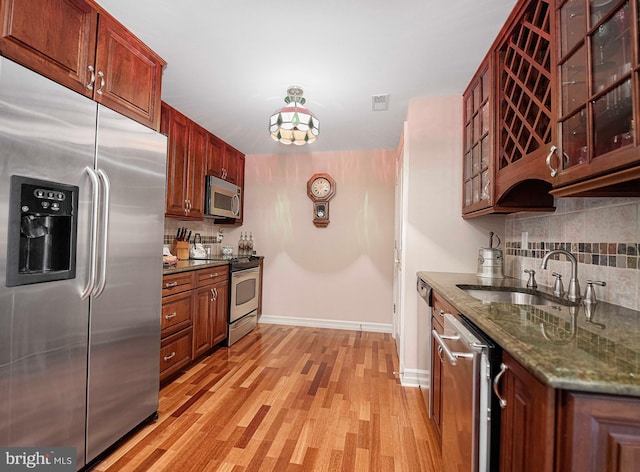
[232,193,240,216]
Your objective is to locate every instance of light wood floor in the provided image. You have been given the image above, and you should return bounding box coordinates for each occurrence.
[91,324,443,471]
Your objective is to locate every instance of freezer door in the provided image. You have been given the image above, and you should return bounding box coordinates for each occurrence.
[0,58,96,466]
[85,105,167,463]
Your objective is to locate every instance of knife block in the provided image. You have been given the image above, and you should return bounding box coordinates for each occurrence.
[174,241,190,260]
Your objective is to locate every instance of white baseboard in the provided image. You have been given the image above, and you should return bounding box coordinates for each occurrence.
[397,367,429,388]
[258,314,392,334]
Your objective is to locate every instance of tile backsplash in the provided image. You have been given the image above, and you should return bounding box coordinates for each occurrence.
[504,197,640,311]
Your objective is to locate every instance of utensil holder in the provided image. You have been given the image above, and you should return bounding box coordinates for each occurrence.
[174,240,190,260]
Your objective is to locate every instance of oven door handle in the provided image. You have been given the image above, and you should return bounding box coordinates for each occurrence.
[432,329,474,366]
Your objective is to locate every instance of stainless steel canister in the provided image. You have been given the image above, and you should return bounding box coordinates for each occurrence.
[477,232,504,279]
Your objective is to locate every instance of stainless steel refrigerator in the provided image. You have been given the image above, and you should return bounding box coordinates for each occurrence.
[0,57,166,468]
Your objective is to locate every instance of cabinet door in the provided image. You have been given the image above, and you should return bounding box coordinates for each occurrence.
[551,0,640,194]
[430,292,453,436]
[163,104,190,217]
[234,154,245,225]
[94,14,164,130]
[556,391,640,472]
[186,123,207,219]
[193,286,213,358]
[0,0,97,97]
[212,281,228,345]
[224,146,240,184]
[206,134,226,179]
[462,62,493,215]
[498,351,555,472]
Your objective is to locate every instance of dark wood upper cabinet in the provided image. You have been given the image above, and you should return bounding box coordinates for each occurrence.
[186,122,207,219]
[462,61,493,215]
[206,134,226,180]
[549,0,640,197]
[206,134,242,185]
[0,0,98,97]
[495,0,556,204]
[463,0,640,216]
[0,0,165,130]
[93,13,164,130]
[462,0,556,218]
[163,101,245,223]
[162,102,205,220]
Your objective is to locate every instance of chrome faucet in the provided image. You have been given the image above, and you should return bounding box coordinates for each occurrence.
[540,249,581,302]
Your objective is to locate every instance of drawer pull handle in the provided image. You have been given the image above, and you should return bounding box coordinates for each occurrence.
[165,281,178,288]
[87,65,95,91]
[209,272,218,278]
[165,313,177,320]
[493,363,509,409]
[163,352,176,361]
[96,70,105,95]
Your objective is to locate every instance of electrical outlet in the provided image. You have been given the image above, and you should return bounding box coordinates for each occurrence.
[521,231,528,250]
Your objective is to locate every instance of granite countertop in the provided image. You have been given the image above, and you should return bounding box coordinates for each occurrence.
[418,271,640,397]
[163,259,230,275]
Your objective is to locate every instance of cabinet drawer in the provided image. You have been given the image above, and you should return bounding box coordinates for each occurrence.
[432,291,457,326]
[162,271,195,296]
[195,265,229,287]
[159,328,192,381]
[161,291,192,336]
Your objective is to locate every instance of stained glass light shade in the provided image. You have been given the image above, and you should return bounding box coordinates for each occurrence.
[269,86,320,145]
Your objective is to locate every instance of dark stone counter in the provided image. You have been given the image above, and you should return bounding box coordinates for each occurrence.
[418,271,640,397]
[163,259,230,275]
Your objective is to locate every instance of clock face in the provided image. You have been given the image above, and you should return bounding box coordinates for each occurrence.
[311,177,331,198]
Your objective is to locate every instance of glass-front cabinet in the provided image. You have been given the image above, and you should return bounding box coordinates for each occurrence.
[462,62,492,215]
[551,0,640,192]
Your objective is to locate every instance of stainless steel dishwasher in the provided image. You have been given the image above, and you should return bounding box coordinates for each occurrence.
[432,312,501,472]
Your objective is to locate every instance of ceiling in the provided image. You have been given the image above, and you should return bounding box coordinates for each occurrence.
[97,0,517,155]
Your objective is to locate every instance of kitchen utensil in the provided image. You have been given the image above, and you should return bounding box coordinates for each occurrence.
[477,231,504,279]
[189,233,207,259]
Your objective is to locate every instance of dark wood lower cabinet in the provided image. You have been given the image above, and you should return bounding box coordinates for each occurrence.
[557,391,640,472]
[161,266,229,383]
[498,351,555,472]
[193,280,228,357]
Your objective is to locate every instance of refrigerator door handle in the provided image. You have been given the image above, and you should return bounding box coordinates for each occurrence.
[93,169,111,298]
[81,166,100,299]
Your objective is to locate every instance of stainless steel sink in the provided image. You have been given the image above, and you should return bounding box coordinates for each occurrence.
[457,286,569,306]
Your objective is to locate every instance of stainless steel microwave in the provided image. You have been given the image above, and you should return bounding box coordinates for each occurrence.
[205,175,241,219]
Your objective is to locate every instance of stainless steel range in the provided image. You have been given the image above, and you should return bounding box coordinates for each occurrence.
[222,255,261,346]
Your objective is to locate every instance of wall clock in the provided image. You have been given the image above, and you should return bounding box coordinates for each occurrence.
[306,173,336,227]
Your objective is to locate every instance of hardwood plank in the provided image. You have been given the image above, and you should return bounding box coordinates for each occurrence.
[90,325,443,471]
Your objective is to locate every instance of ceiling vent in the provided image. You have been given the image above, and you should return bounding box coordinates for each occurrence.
[371,94,389,112]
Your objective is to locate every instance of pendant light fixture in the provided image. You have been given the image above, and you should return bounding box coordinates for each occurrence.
[269,86,319,145]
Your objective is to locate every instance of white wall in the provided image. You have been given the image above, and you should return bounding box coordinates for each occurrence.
[398,95,506,385]
[224,150,397,330]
